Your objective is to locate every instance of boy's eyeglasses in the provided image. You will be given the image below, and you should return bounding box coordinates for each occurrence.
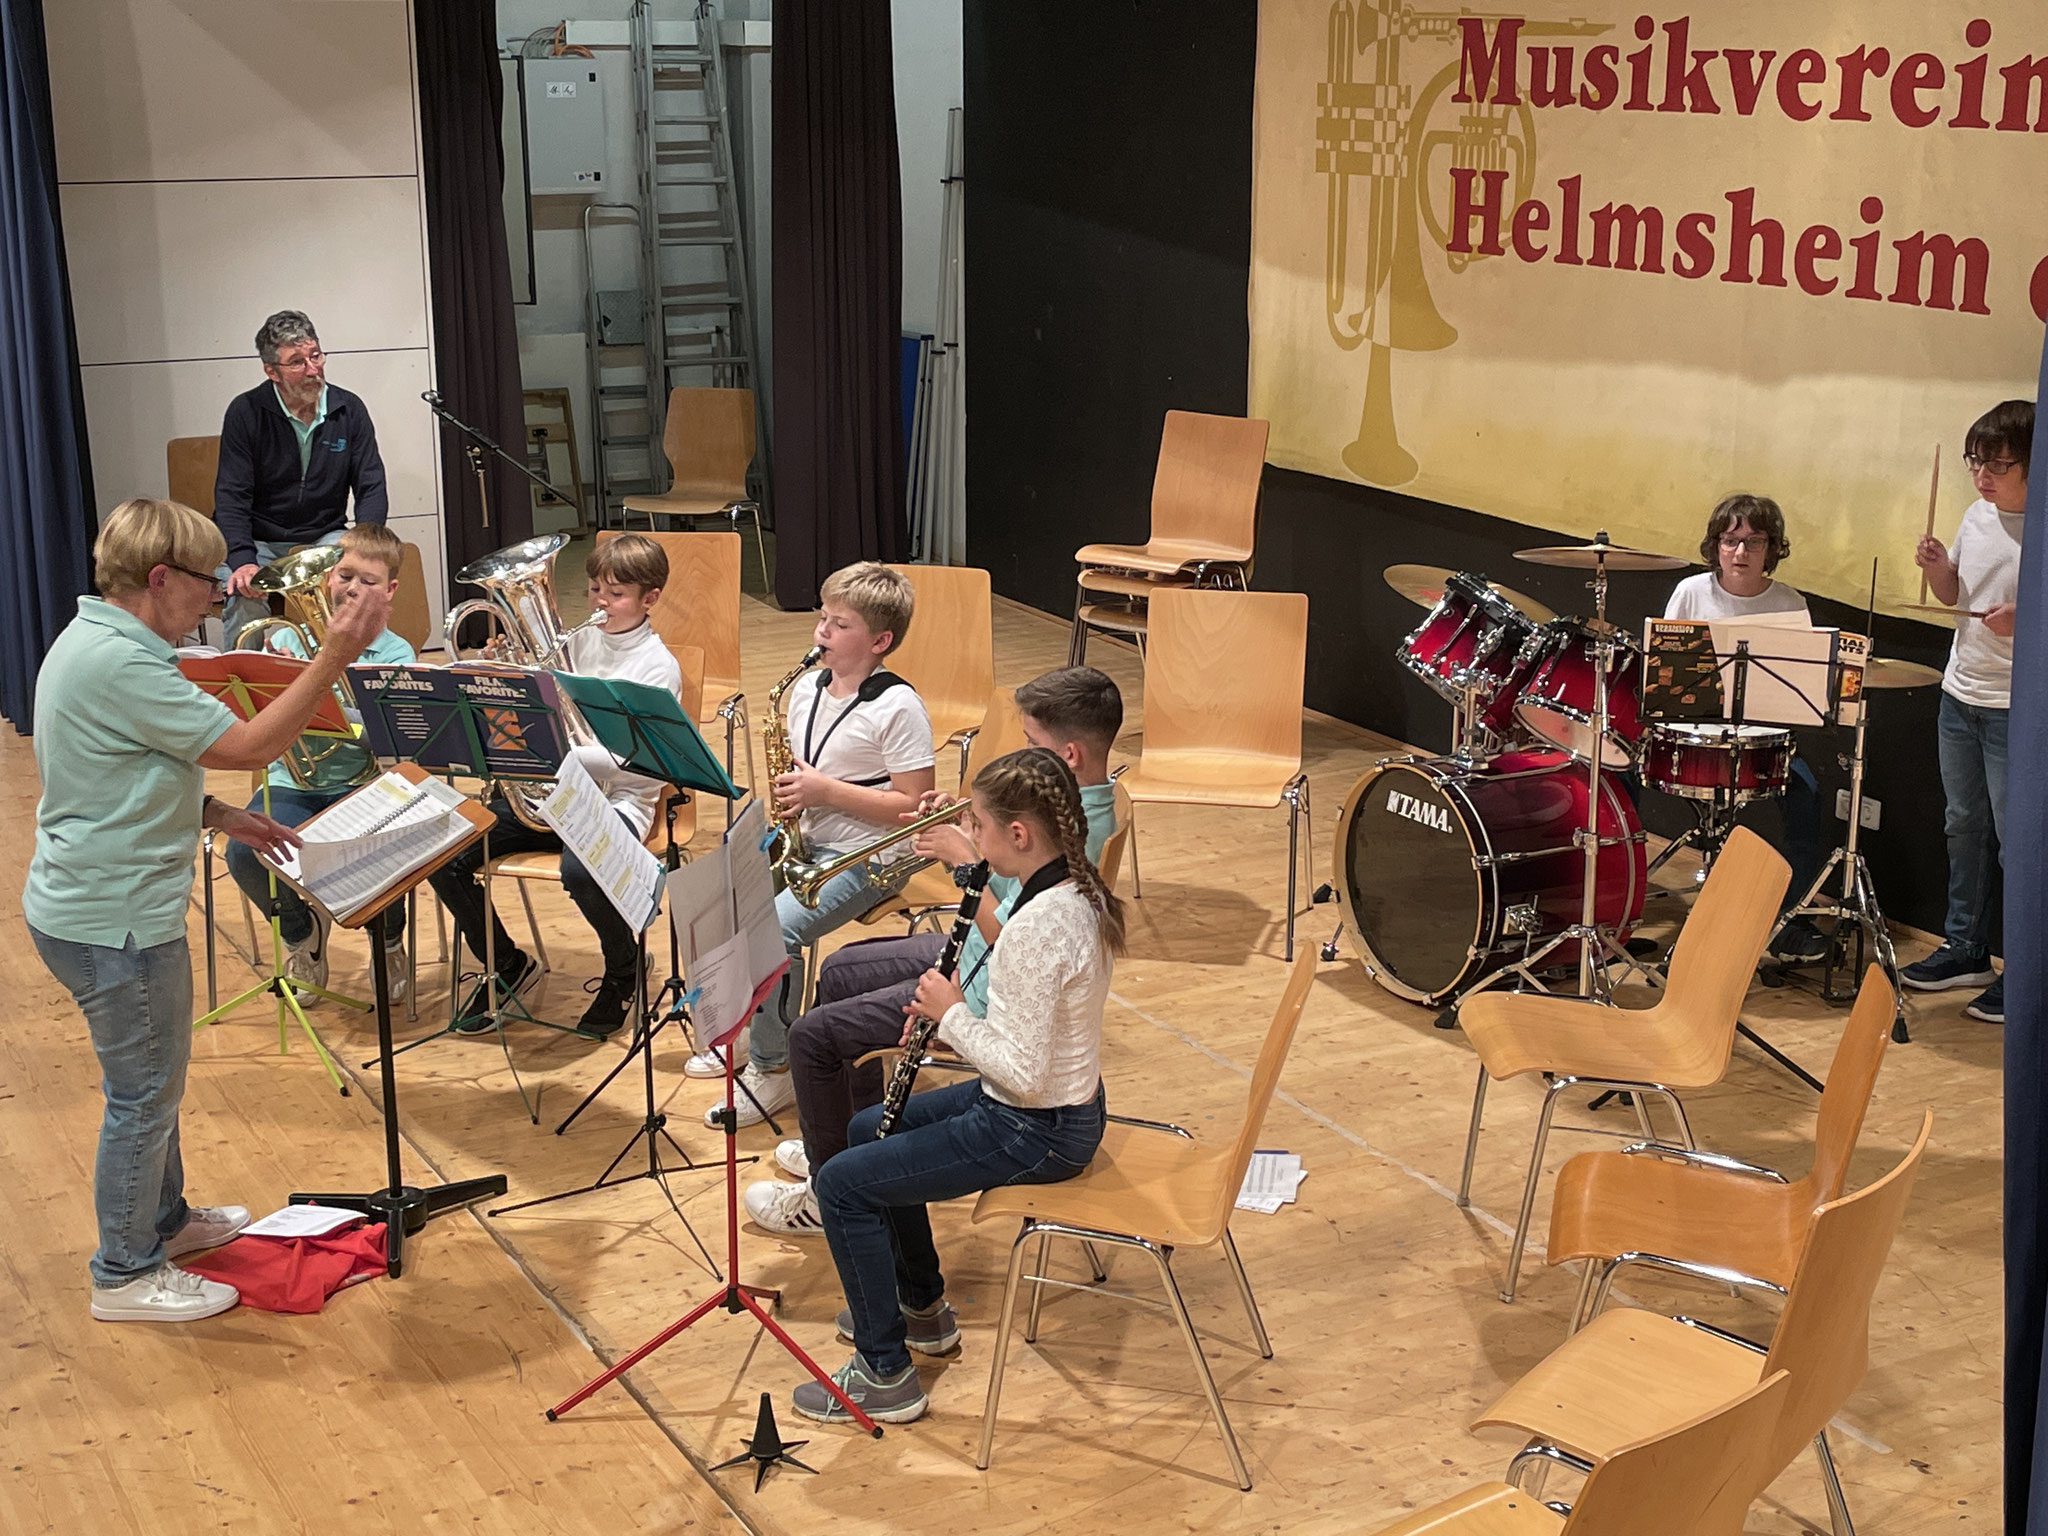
[1964,454,2020,475]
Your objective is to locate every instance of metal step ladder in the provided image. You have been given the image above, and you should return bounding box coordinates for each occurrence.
[582,201,659,527]
[627,0,768,512]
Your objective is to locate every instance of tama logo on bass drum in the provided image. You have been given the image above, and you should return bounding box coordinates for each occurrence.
[1383,788,1453,834]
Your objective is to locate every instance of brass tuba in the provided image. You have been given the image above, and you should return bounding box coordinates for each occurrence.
[236,543,375,789]
[441,533,611,831]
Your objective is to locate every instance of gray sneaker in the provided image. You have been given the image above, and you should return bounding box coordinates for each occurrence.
[836,1298,960,1356]
[791,1352,928,1425]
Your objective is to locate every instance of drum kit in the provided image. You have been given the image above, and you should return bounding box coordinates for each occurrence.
[1327,533,1936,1037]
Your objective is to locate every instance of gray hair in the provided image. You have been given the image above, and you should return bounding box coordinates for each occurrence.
[255,310,319,365]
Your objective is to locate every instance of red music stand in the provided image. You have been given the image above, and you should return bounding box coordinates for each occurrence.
[545,964,883,1437]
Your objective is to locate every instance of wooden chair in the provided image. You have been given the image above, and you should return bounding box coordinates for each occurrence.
[1456,826,1790,1303]
[167,435,221,514]
[1117,587,1313,959]
[598,529,748,815]
[1549,965,1896,1336]
[1096,780,1135,894]
[473,644,703,986]
[391,541,433,654]
[1069,410,1268,665]
[970,948,1318,1491]
[619,387,767,593]
[1476,1112,1932,1536]
[1368,1371,1792,1536]
[886,562,994,783]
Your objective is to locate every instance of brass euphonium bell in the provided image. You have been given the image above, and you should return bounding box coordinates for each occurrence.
[236,543,373,789]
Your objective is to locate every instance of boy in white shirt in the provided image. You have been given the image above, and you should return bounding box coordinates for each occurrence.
[704,562,935,1128]
[1902,399,2031,1024]
[1661,494,1826,962]
[429,534,683,1039]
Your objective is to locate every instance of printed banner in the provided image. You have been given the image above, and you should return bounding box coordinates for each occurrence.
[1249,2,2047,612]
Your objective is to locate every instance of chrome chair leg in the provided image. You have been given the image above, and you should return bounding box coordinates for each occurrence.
[1145,1236,1253,1490]
[1082,1240,1108,1283]
[1502,1080,1567,1303]
[1282,772,1308,961]
[1220,1228,1273,1358]
[1127,806,1143,899]
[1660,1090,1697,1150]
[1024,1230,1053,1343]
[740,503,770,596]
[1585,1257,1622,1324]
[1569,1261,1599,1336]
[1068,585,1090,668]
[1814,1431,1858,1536]
[977,1220,1037,1471]
[1458,1066,1490,1207]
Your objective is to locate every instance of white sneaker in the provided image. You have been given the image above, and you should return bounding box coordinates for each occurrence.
[163,1205,250,1261]
[775,1139,811,1180]
[706,1062,796,1129]
[744,1177,824,1236]
[285,910,330,992]
[684,1027,747,1078]
[384,939,411,1006]
[91,1262,239,1323]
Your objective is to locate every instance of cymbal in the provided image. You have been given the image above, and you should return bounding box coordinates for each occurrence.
[1382,563,1557,623]
[1513,536,1688,572]
[1861,657,1943,690]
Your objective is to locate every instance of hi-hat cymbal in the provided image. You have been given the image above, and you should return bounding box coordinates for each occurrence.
[1861,657,1943,690]
[1512,536,1688,572]
[1383,563,1557,623]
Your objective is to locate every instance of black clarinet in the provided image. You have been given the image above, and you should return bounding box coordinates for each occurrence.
[876,861,992,1137]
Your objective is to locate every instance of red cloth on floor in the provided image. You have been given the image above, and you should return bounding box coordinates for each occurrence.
[182,1224,388,1313]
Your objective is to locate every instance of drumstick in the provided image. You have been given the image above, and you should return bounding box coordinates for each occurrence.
[1919,442,1940,604]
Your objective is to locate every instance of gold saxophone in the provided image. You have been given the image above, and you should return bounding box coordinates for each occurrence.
[762,645,823,864]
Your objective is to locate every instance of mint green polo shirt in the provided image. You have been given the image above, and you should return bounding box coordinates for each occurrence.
[25,598,237,948]
[957,779,1118,1014]
[275,383,330,474]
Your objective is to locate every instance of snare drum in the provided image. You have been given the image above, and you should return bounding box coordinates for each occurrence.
[1398,571,1537,707]
[1333,750,1647,1006]
[1641,722,1794,804]
[1512,619,1644,768]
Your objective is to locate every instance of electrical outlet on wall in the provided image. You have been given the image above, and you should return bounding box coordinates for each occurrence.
[1835,789,1882,830]
[1835,789,1851,819]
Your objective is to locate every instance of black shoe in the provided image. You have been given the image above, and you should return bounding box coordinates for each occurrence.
[451,953,540,1035]
[577,975,637,1040]
[1767,917,1830,964]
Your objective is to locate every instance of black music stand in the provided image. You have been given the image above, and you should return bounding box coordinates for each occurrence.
[287,764,507,1277]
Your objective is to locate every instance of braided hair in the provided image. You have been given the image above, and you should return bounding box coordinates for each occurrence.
[973,746,1127,957]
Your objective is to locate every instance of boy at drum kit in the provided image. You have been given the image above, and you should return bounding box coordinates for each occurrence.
[739,667,1123,1237]
[690,563,938,1129]
[1658,493,1830,964]
[427,534,684,1040]
[220,523,417,997]
[1901,399,2030,1026]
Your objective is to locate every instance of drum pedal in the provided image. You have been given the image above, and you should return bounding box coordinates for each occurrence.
[1433,1004,1460,1031]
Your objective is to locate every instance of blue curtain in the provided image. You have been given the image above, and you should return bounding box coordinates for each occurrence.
[0,0,94,731]
[2006,318,2048,1535]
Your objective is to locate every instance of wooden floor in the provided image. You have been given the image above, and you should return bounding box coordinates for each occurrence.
[2,588,1998,1534]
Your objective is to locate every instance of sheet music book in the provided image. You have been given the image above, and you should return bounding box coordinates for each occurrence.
[535,753,665,933]
[663,798,787,1048]
[1640,618,1844,729]
[349,662,569,780]
[179,650,353,736]
[261,769,478,923]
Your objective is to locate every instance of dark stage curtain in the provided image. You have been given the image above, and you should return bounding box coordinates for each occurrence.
[415,0,530,590]
[771,0,906,609]
[2006,319,2048,1536]
[0,0,94,731]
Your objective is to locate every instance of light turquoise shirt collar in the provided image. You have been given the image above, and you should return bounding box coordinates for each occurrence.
[275,383,330,474]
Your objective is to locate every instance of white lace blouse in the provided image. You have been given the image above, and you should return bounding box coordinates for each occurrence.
[938,880,1110,1109]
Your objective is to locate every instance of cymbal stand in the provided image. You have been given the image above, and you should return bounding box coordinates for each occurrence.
[1769,678,1910,1043]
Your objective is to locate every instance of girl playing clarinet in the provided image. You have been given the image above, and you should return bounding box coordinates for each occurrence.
[793,746,1124,1425]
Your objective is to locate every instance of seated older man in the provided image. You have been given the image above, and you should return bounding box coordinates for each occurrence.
[214,309,389,642]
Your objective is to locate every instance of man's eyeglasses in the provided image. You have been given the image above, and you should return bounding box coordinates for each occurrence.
[1964,453,2020,476]
[271,349,325,374]
[166,562,227,598]
[1719,535,1772,553]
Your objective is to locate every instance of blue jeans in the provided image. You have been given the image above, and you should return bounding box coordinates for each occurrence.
[30,928,195,1285]
[1937,692,2008,957]
[814,1077,1106,1376]
[222,784,405,946]
[219,528,345,644]
[747,858,911,1072]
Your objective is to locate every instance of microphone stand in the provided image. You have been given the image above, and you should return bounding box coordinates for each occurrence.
[420,390,573,532]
